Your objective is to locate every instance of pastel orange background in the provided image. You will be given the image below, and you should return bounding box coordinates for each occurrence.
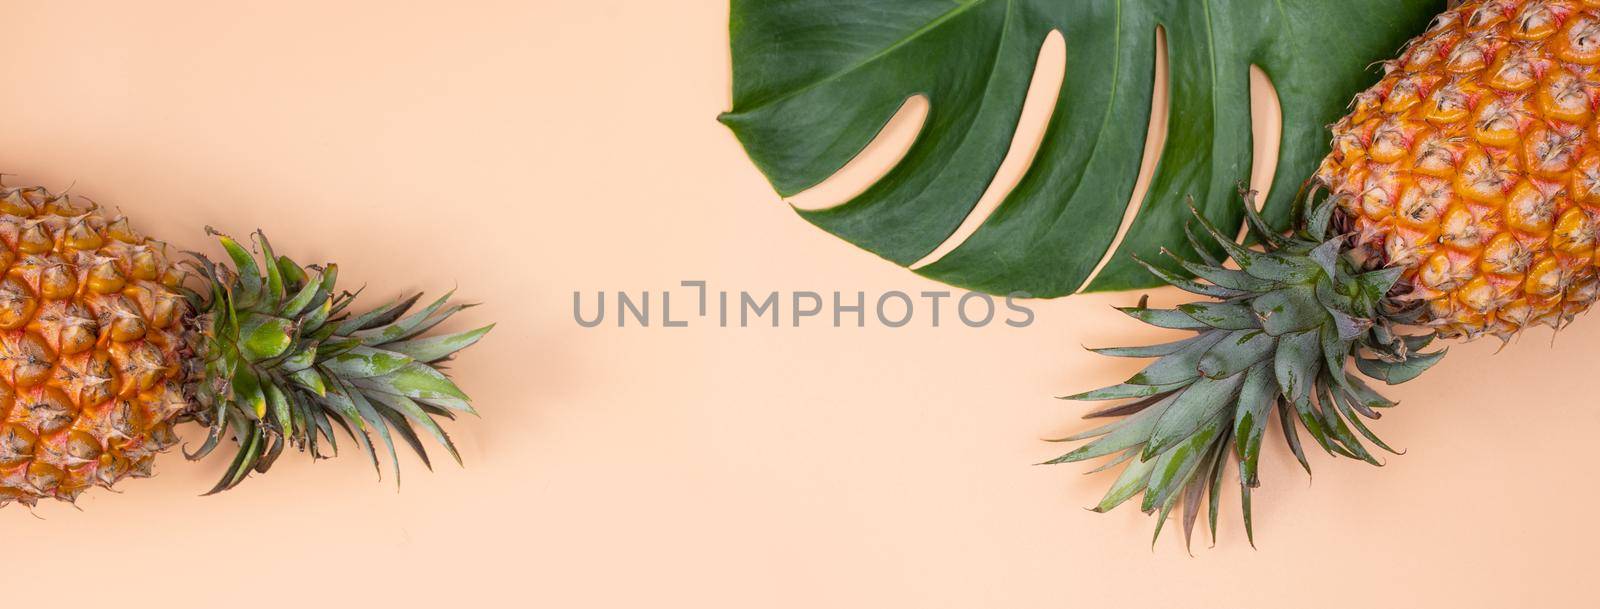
[0,2,1595,607]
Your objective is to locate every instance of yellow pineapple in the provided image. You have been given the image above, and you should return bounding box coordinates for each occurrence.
[1319,0,1600,340]
[0,183,490,507]
[1058,0,1600,546]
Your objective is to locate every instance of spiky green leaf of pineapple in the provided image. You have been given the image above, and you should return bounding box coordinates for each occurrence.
[183,229,493,493]
[1050,190,1442,549]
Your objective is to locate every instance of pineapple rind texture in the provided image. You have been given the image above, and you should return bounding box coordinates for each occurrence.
[0,186,190,507]
[1318,0,1600,340]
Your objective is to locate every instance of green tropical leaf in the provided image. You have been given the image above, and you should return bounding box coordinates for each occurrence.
[721,0,1443,296]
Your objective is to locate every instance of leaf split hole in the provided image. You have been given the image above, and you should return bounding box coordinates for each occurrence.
[1077,26,1170,293]
[787,95,929,212]
[912,29,1067,270]
[1236,65,1285,243]
[1248,65,1283,210]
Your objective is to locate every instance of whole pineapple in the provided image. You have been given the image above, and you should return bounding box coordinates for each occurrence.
[1055,0,1597,547]
[0,183,489,508]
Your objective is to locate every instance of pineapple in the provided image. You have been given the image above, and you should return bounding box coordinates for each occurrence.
[1055,0,1597,546]
[0,182,490,508]
[1321,0,1600,339]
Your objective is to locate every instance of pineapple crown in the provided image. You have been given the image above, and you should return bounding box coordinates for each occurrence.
[180,228,491,494]
[1051,188,1446,550]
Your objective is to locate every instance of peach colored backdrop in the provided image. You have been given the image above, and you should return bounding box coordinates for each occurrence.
[0,2,1593,608]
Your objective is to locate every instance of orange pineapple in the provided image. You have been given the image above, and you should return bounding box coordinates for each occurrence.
[1319,0,1600,340]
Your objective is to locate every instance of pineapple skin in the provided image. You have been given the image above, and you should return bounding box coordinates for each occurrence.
[0,186,190,507]
[1317,0,1600,340]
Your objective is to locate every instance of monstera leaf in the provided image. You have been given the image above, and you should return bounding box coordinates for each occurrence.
[720,0,1445,297]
